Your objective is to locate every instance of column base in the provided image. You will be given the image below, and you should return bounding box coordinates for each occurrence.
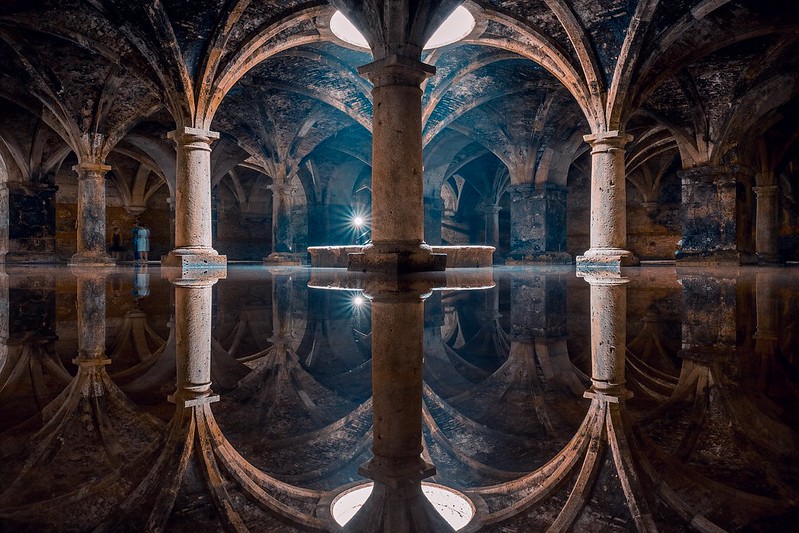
[757,253,782,265]
[347,243,446,273]
[576,248,639,269]
[675,250,757,266]
[506,251,573,265]
[161,249,227,269]
[68,252,116,266]
[263,252,307,265]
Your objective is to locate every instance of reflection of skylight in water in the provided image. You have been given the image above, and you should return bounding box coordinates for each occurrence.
[424,6,475,49]
[330,11,370,49]
[330,6,475,50]
[331,482,474,530]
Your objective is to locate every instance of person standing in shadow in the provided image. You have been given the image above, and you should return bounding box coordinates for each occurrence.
[131,222,141,263]
[109,227,124,261]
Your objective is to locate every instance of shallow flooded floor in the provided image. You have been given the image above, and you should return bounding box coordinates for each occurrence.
[0,265,797,531]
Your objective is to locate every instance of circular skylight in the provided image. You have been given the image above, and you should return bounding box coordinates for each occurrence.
[424,6,476,49]
[331,482,475,530]
[329,6,475,51]
[330,11,370,49]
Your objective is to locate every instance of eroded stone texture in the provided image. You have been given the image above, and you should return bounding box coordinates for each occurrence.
[69,164,115,266]
[677,166,756,265]
[508,184,571,264]
[576,131,638,269]
[678,271,737,361]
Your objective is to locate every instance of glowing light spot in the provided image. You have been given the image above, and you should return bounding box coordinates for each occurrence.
[330,7,475,50]
[330,11,370,49]
[331,482,475,530]
[353,295,366,307]
[353,216,365,228]
[424,6,476,50]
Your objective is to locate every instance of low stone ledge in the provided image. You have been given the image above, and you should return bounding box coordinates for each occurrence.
[308,245,495,268]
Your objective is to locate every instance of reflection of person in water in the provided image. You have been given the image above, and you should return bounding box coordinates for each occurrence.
[132,264,150,298]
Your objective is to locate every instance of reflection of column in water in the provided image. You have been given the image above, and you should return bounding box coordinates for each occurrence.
[347,281,456,532]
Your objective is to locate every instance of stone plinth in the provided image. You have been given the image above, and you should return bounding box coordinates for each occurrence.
[263,251,306,266]
[309,245,493,268]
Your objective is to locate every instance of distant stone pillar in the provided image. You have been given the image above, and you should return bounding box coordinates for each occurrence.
[70,163,115,266]
[508,184,571,263]
[163,127,226,270]
[265,177,303,264]
[169,276,220,406]
[0,267,7,365]
[0,182,8,262]
[582,273,630,397]
[753,185,779,263]
[676,165,754,265]
[348,56,445,272]
[423,194,443,246]
[577,131,638,269]
[480,204,501,248]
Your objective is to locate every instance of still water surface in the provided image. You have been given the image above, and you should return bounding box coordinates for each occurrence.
[0,265,797,531]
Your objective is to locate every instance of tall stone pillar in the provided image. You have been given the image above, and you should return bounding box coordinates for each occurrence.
[0,181,8,262]
[576,131,638,269]
[347,281,453,532]
[348,56,445,272]
[163,127,226,270]
[265,176,303,265]
[423,194,443,246]
[69,163,115,266]
[508,183,571,264]
[168,276,220,406]
[676,165,755,265]
[753,185,780,263]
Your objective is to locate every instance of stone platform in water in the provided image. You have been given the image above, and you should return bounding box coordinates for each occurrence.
[308,245,494,268]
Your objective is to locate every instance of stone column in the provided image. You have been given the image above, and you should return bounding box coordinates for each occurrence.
[348,56,445,273]
[480,204,501,249]
[264,176,303,265]
[753,185,779,263]
[163,127,226,270]
[0,266,7,368]
[168,275,220,406]
[676,165,755,265]
[347,281,453,532]
[423,194,443,246]
[576,131,638,269]
[580,272,630,398]
[508,183,571,264]
[0,182,8,262]
[69,163,115,266]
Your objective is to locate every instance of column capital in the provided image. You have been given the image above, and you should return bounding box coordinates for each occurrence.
[167,126,220,146]
[358,54,435,87]
[583,130,633,151]
[753,185,778,198]
[73,162,111,176]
